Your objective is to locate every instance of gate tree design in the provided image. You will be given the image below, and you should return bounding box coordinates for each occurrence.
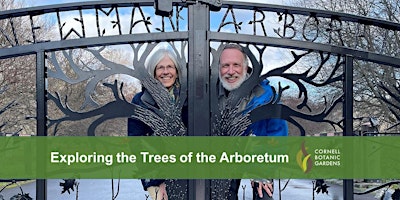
[0,0,399,199]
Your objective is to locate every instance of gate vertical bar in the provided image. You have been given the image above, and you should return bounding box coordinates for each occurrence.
[343,55,354,200]
[36,51,47,200]
[187,2,210,200]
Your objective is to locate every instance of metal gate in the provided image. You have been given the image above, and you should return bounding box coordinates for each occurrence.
[0,0,399,199]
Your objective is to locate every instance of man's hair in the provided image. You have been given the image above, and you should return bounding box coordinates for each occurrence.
[218,43,249,91]
[220,43,249,68]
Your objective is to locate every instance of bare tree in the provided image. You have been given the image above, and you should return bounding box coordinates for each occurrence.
[0,0,42,135]
[291,0,400,133]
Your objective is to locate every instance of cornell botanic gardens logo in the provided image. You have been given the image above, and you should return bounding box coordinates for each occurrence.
[297,141,342,173]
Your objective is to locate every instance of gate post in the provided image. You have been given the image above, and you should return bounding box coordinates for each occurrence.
[343,55,354,200]
[36,51,47,200]
[187,2,211,200]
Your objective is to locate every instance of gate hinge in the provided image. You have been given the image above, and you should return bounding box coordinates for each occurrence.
[155,0,223,16]
[198,0,223,11]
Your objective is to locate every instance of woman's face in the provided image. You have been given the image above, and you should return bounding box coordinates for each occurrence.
[154,55,178,89]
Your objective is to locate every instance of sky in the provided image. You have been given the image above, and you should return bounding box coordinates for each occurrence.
[15,0,298,85]
[18,0,296,62]
[9,0,309,102]
[31,0,96,7]
[17,0,296,78]
[28,0,288,8]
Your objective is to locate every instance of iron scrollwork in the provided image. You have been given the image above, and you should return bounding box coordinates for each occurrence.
[212,4,398,59]
[0,2,188,48]
[210,44,343,136]
[46,42,188,137]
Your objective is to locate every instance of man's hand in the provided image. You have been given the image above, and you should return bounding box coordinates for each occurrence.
[147,183,168,200]
[252,180,273,198]
[157,183,168,200]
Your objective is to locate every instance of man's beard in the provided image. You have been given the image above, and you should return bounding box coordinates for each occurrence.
[219,73,246,91]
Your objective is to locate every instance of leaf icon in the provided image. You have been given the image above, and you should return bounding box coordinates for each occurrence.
[302,154,311,172]
[297,142,313,173]
[296,150,303,167]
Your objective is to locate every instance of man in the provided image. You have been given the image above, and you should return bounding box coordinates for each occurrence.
[218,43,288,200]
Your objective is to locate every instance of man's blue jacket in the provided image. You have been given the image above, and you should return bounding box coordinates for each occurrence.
[242,79,288,136]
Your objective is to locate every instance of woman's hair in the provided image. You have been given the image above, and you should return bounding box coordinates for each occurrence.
[146,48,180,77]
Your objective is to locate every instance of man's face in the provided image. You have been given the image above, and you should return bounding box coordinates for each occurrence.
[154,55,178,89]
[219,48,247,91]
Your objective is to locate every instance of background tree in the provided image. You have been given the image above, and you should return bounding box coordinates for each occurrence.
[0,0,39,135]
[291,0,400,133]
[0,0,141,136]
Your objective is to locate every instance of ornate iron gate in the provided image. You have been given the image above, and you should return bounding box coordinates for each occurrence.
[0,0,399,199]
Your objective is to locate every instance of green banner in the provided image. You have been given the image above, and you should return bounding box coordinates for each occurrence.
[0,136,399,179]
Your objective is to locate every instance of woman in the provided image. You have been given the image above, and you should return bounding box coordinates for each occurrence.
[128,47,187,200]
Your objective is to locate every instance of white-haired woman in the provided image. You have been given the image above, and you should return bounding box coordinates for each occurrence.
[128,48,187,200]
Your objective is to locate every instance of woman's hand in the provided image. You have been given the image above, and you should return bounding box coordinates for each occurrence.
[251,179,273,198]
